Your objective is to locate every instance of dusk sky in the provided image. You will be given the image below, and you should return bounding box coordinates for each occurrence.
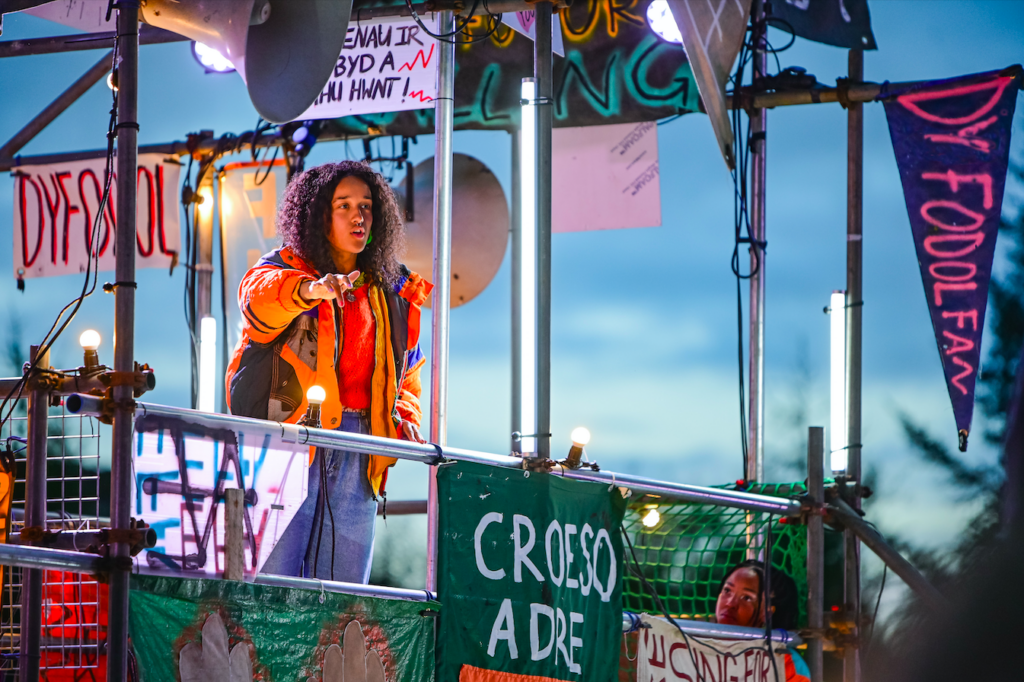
[1,1,1022,588]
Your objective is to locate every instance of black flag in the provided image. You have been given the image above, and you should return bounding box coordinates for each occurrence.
[770,0,876,50]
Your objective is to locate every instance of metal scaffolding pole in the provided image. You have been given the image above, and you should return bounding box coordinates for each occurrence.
[829,499,947,613]
[844,47,865,682]
[195,170,215,322]
[806,427,825,682]
[426,11,455,593]
[19,346,48,682]
[746,0,767,483]
[535,2,553,461]
[107,3,140,680]
[510,129,522,453]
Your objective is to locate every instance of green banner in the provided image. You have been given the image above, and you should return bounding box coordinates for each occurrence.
[437,462,626,682]
[129,574,437,681]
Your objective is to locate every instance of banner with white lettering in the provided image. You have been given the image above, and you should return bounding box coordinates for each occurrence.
[553,121,661,232]
[219,159,287,354]
[12,154,181,279]
[882,66,1022,451]
[299,15,439,120]
[637,616,796,682]
[436,461,625,682]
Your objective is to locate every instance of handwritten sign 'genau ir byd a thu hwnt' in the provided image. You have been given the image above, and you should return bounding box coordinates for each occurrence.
[299,15,438,120]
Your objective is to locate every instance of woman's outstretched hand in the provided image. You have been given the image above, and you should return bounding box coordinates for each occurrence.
[401,421,426,443]
[299,270,360,306]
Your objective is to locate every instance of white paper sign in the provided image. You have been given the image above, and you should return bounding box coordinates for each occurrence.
[132,414,309,576]
[638,616,789,682]
[24,0,115,33]
[12,154,181,279]
[552,121,661,232]
[501,11,565,56]
[299,15,439,120]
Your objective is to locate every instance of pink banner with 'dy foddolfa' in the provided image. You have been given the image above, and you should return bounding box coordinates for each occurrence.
[12,153,181,279]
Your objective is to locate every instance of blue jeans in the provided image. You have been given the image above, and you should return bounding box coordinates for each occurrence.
[260,413,377,582]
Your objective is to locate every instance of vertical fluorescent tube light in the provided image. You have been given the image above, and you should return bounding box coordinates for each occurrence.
[519,78,538,455]
[199,315,218,413]
[830,290,847,472]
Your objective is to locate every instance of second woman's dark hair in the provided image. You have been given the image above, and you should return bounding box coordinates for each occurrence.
[276,161,405,286]
[719,560,800,631]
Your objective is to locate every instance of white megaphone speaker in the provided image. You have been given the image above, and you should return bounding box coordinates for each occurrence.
[140,0,350,123]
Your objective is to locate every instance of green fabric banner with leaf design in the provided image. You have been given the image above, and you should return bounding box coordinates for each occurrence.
[436,461,626,682]
[129,574,436,682]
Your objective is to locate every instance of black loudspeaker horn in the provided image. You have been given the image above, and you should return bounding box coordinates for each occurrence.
[140,0,351,124]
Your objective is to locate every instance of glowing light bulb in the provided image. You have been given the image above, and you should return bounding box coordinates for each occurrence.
[642,508,661,528]
[646,0,682,44]
[197,187,214,222]
[192,41,236,73]
[306,385,327,405]
[79,330,101,351]
[570,427,591,447]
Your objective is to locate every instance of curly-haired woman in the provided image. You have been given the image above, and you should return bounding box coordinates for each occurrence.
[226,161,432,582]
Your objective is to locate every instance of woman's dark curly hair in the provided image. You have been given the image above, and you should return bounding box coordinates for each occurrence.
[719,560,799,631]
[277,161,405,287]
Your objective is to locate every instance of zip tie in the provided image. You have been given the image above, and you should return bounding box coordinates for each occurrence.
[102,281,137,293]
[317,579,326,604]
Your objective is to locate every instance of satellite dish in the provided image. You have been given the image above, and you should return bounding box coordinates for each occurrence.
[398,154,509,308]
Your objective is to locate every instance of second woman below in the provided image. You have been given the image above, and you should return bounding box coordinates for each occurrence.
[226,160,432,583]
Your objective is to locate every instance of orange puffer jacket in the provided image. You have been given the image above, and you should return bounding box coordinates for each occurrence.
[225,246,432,497]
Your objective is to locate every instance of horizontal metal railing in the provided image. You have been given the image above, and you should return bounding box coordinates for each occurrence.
[622,612,802,646]
[65,394,801,517]
[253,573,436,602]
[0,544,108,575]
[128,564,436,602]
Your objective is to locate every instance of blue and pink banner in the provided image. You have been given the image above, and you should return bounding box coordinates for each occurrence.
[883,66,1022,451]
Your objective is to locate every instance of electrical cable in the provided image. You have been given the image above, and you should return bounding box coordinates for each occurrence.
[217,179,230,415]
[727,0,796,479]
[325,455,337,581]
[180,159,200,408]
[763,516,782,682]
[730,26,754,479]
[0,40,119,432]
[313,451,327,578]
[403,0,502,44]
